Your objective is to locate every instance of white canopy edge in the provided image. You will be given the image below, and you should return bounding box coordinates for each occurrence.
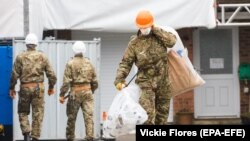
[1,0,216,39]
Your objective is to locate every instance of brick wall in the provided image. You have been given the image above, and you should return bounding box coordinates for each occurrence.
[239,27,250,113]
[215,0,250,115]
[174,28,194,114]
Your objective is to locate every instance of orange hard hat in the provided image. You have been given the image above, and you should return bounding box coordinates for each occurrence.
[135,10,154,28]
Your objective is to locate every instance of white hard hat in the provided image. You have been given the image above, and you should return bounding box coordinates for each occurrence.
[25,33,38,45]
[72,41,86,54]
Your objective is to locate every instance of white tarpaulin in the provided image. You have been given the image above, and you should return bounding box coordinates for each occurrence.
[0,0,24,38]
[41,0,216,31]
[1,0,216,38]
[29,0,45,40]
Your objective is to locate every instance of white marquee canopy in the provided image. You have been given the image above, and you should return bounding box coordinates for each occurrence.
[0,0,216,39]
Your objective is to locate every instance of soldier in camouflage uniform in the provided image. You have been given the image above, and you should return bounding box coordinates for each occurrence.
[9,33,57,141]
[59,41,98,141]
[114,10,176,125]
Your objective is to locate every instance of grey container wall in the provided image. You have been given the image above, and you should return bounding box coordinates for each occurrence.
[12,39,101,140]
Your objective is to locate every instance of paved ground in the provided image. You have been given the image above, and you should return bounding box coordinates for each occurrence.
[16,135,134,141]
[115,134,135,141]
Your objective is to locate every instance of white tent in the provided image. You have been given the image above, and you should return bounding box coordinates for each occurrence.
[1,0,216,39]
[0,0,24,38]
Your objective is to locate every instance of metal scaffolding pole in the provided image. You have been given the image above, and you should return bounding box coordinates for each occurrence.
[23,0,29,36]
[217,3,250,26]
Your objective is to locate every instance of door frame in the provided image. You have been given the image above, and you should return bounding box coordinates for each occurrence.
[193,27,240,119]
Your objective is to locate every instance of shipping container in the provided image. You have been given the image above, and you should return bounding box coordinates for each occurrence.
[0,40,13,141]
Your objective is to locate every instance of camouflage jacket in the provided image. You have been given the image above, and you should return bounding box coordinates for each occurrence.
[59,55,98,97]
[114,27,176,86]
[10,48,57,90]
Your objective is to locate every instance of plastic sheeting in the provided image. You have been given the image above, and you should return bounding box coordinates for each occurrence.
[103,84,147,138]
[1,0,216,38]
[0,0,24,38]
[32,0,216,39]
[41,0,216,31]
[29,0,45,40]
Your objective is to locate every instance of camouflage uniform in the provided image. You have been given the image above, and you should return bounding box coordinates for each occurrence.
[60,54,98,140]
[10,48,57,139]
[114,27,176,125]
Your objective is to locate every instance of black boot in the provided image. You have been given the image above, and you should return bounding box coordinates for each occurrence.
[23,132,30,141]
[85,138,94,141]
[32,137,39,141]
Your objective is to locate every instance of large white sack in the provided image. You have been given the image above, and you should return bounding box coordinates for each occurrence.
[160,25,205,96]
[103,84,148,138]
[160,25,185,56]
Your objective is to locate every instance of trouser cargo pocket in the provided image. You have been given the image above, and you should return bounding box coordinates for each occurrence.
[18,90,31,113]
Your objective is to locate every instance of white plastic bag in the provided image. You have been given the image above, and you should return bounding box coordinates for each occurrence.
[160,25,205,96]
[160,25,185,56]
[103,84,148,138]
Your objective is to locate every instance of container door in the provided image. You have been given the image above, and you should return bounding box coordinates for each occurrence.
[0,41,13,141]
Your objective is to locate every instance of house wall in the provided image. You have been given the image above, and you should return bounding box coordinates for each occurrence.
[174,26,250,117]
[217,0,250,115]
[174,28,195,114]
[239,27,250,113]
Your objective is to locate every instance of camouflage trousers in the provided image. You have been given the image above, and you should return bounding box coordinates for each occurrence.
[139,75,171,125]
[18,84,45,139]
[66,90,94,140]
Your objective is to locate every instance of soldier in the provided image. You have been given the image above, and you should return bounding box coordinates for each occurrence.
[114,10,176,125]
[59,41,98,141]
[9,33,57,141]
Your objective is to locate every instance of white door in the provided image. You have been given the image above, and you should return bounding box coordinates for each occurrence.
[194,28,240,118]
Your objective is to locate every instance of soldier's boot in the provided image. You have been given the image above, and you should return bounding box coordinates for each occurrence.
[23,132,30,141]
[85,137,94,141]
[32,137,39,141]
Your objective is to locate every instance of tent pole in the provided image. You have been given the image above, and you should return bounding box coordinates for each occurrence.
[24,0,29,36]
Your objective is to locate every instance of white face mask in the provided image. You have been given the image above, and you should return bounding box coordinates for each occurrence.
[140,27,151,36]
